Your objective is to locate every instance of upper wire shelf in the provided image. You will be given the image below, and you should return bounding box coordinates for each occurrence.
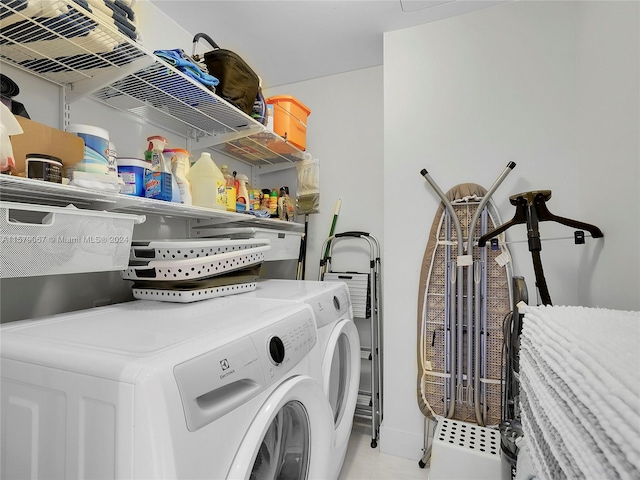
[0,0,306,165]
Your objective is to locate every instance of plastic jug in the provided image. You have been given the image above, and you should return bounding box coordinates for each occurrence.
[170,148,192,205]
[220,164,236,212]
[187,152,226,210]
[236,173,250,212]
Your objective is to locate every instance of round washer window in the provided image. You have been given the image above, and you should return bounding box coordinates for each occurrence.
[250,400,310,480]
[328,333,351,425]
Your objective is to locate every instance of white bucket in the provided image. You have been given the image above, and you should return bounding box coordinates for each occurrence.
[67,124,110,174]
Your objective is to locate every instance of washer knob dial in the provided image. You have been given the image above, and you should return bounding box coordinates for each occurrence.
[268,336,285,365]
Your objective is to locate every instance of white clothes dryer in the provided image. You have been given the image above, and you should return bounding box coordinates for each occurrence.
[0,296,334,480]
[243,279,361,480]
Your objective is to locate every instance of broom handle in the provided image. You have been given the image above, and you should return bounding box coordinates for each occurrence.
[323,198,342,260]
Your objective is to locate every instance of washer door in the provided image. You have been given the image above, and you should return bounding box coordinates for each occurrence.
[322,318,361,439]
[227,375,333,480]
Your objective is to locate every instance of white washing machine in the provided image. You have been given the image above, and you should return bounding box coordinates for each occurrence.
[243,279,361,479]
[0,296,334,479]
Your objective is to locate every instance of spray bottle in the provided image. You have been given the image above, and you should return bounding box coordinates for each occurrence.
[145,136,175,202]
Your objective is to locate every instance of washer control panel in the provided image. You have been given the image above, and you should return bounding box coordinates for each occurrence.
[310,285,352,328]
[254,308,316,375]
[174,305,317,432]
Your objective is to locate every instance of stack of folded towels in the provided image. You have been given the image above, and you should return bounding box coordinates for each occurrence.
[518,304,640,479]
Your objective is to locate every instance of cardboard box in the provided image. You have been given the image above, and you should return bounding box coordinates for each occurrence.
[9,117,84,175]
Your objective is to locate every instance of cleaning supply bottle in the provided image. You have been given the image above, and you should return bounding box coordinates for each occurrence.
[248,189,254,211]
[170,148,192,205]
[269,189,278,215]
[145,135,174,202]
[161,148,182,204]
[236,173,250,212]
[278,187,287,220]
[284,186,295,221]
[244,178,255,211]
[261,189,271,211]
[233,171,240,205]
[186,152,226,210]
[220,164,236,212]
[252,189,261,211]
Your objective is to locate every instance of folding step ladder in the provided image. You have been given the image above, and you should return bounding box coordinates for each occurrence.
[319,231,382,448]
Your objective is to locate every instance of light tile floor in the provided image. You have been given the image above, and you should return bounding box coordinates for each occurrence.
[338,421,430,480]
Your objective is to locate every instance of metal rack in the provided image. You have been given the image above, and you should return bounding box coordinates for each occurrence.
[0,0,305,166]
[0,175,303,231]
[319,231,382,448]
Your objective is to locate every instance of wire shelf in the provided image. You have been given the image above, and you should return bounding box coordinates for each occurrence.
[0,175,303,229]
[0,0,305,165]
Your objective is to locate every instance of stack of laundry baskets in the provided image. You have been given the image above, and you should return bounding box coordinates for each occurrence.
[121,238,270,302]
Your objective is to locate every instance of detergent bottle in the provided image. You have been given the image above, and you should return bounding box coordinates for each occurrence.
[236,173,250,212]
[220,164,236,212]
[170,148,192,205]
[187,152,226,210]
[161,148,183,204]
[144,136,175,202]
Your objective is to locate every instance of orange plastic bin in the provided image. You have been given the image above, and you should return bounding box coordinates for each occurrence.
[266,95,311,151]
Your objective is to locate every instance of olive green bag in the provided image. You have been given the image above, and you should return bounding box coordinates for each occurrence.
[192,33,259,117]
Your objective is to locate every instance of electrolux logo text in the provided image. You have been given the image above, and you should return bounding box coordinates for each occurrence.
[219,358,235,379]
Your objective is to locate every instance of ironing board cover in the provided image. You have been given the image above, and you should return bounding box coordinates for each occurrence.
[417,183,512,425]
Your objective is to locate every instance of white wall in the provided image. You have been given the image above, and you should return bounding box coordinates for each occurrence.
[382,0,639,460]
[573,2,640,308]
[264,67,385,281]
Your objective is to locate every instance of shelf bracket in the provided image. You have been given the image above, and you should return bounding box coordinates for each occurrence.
[190,126,265,150]
[59,85,71,130]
